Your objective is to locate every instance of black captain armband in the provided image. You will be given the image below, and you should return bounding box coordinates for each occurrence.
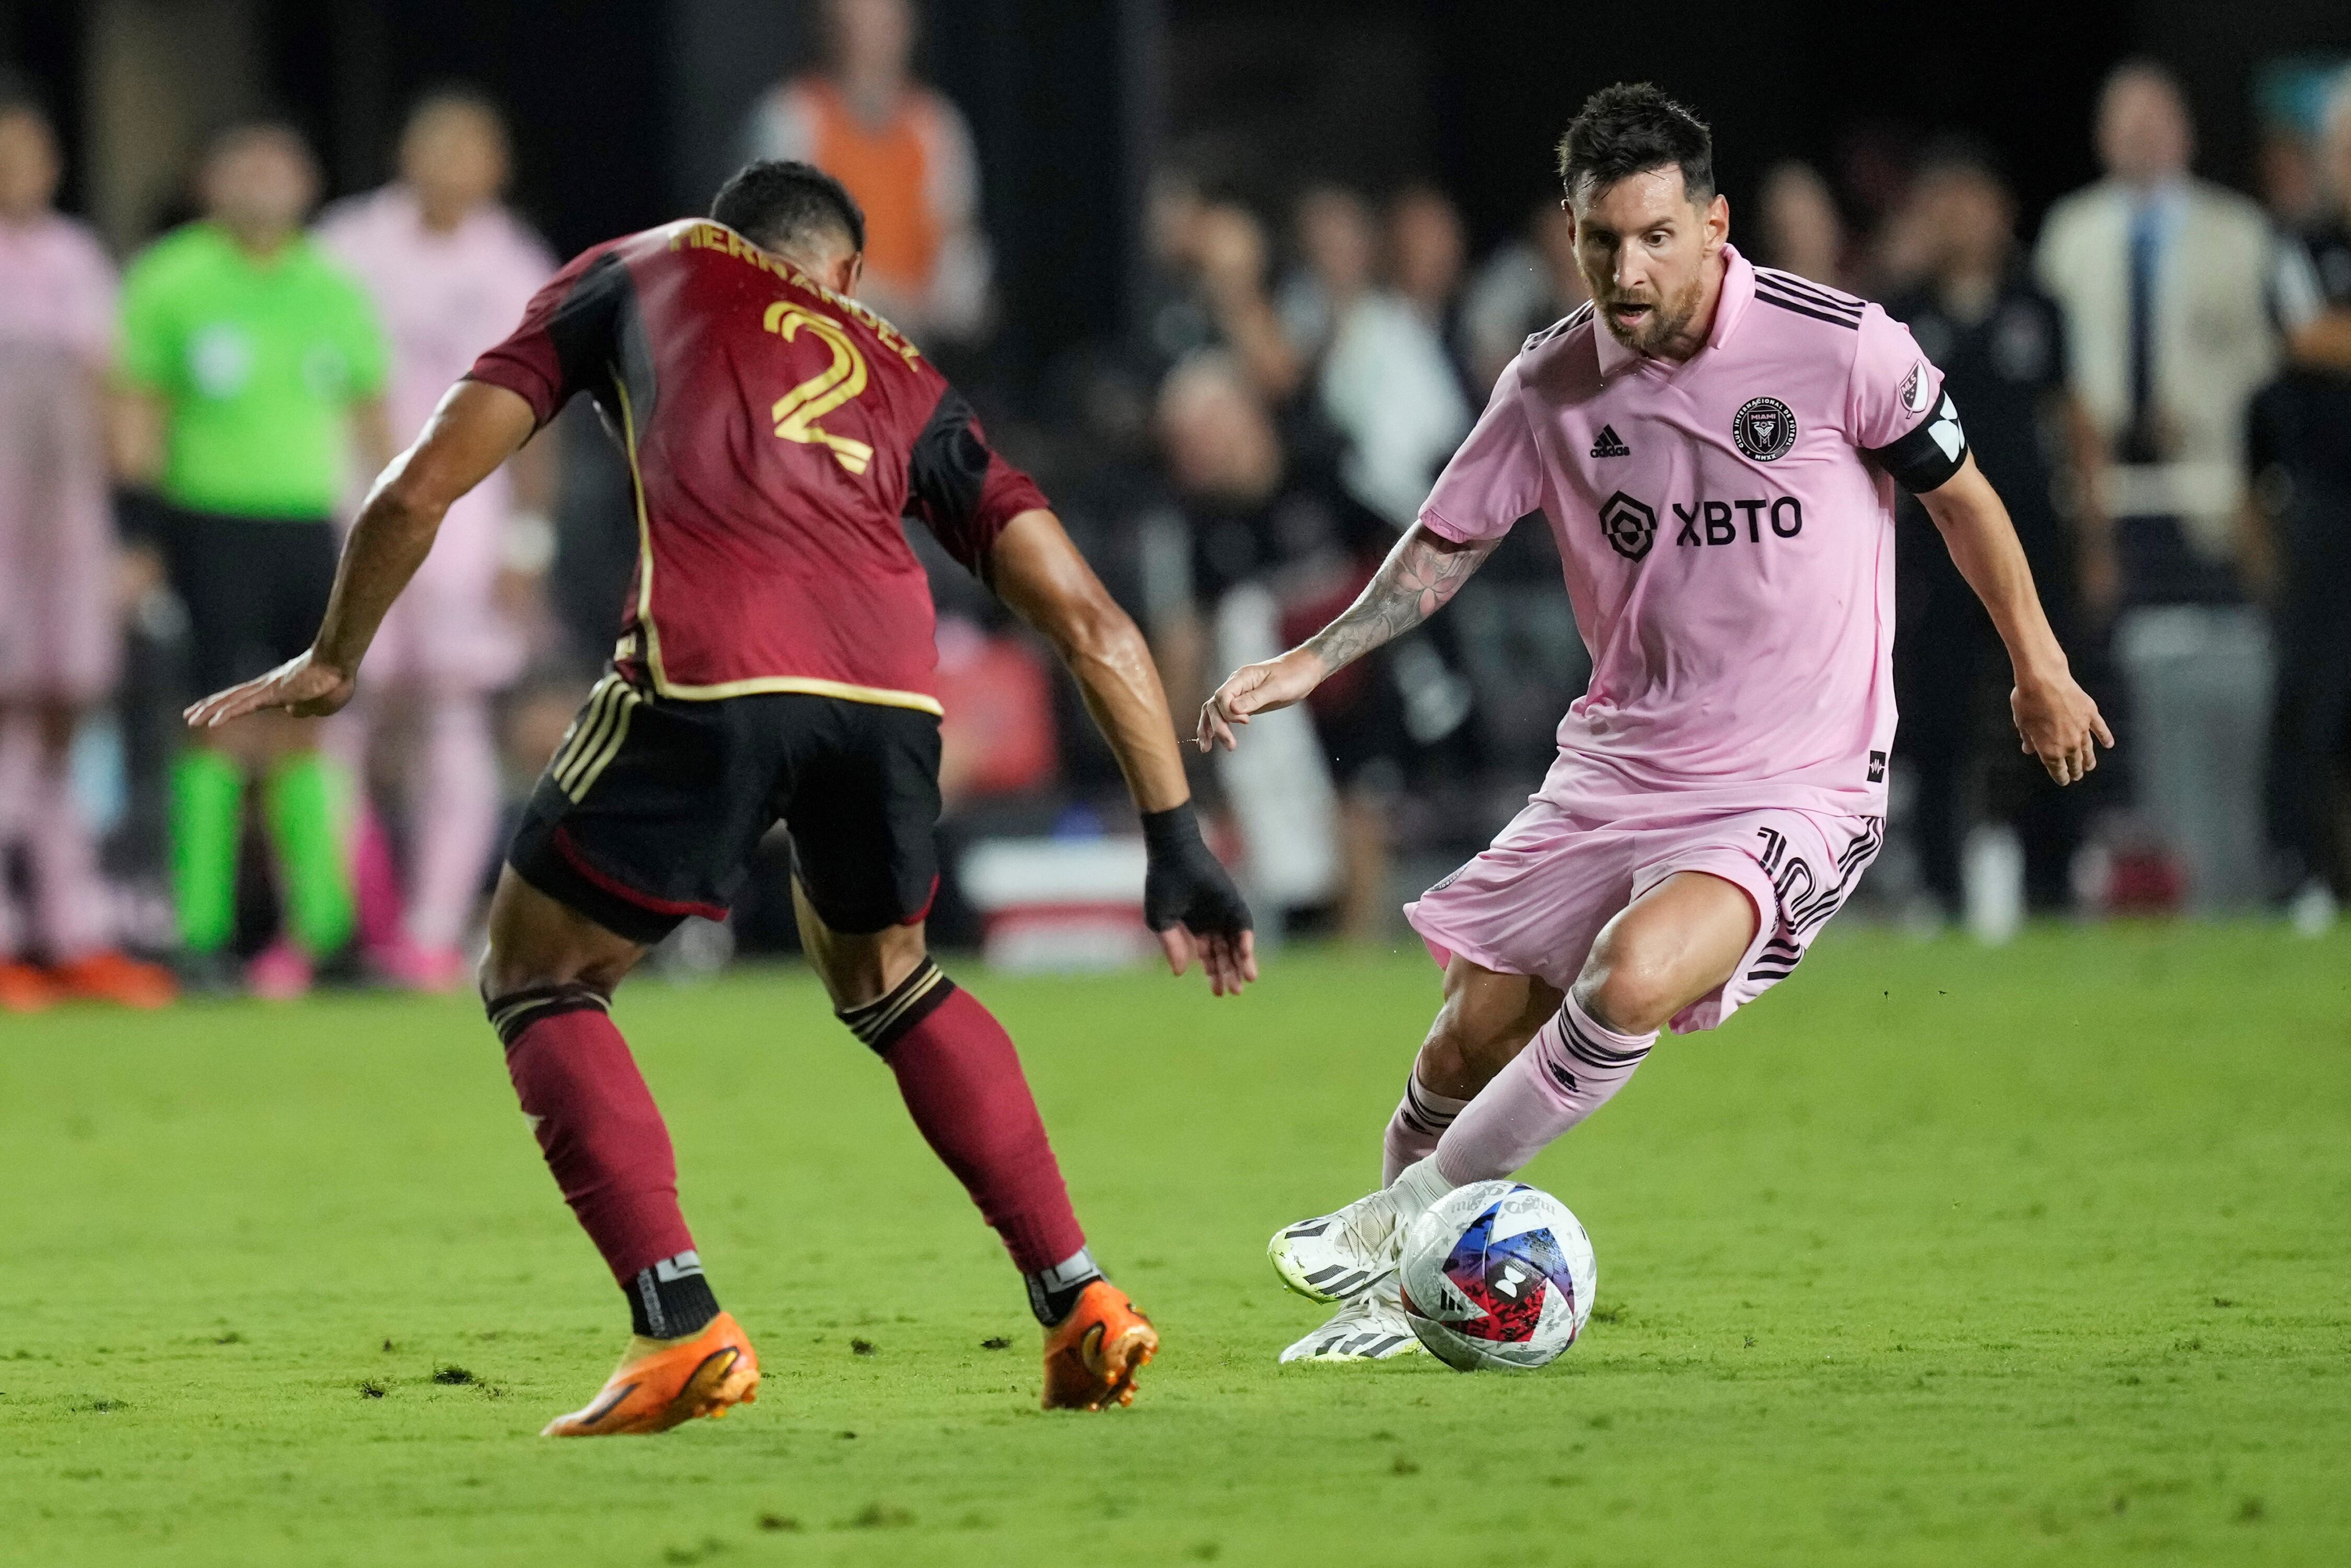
[1865,390,1971,494]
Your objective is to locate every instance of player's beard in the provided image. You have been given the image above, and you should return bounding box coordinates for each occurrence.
[1599,268,1706,358]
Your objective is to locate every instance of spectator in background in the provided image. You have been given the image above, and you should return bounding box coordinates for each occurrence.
[1755,160,1854,291]
[115,121,392,993]
[1886,141,2108,917]
[2253,72,2351,930]
[1461,199,1587,394]
[1387,183,1475,400]
[1279,184,1471,529]
[2036,60,2280,911]
[742,0,988,347]
[0,86,176,1012]
[315,87,556,990]
[1136,168,1301,402]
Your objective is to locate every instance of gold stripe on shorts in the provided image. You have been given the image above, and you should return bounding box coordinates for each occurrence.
[564,682,640,802]
[553,675,623,796]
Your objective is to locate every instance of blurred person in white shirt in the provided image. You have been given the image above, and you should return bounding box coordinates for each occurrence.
[2036,60,2284,910]
[1461,199,1588,394]
[1278,184,1471,529]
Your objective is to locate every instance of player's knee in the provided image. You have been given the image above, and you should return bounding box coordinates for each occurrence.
[835,954,957,1056]
[1574,948,1681,1036]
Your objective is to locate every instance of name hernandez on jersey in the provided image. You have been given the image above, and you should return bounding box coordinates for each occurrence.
[1423,245,1968,819]
[468,218,1047,711]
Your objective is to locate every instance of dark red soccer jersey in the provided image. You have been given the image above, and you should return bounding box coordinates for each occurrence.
[467,219,1048,712]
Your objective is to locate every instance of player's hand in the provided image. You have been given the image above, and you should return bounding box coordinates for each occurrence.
[1142,803,1258,997]
[183,648,357,728]
[1197,650,1323,752]
[2011,667,2112,786]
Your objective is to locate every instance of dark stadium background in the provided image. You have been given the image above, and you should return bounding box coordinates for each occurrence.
[7,0,2344,405]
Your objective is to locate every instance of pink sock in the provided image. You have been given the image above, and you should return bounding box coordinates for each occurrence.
[405,695,500,951]
[351,805,408,954]
[1432,993,1655,1186]
[1382,1072,1471,1184]
[28,739,110,960]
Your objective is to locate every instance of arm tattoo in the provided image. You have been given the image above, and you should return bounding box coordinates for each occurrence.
[1301,524,1500,672]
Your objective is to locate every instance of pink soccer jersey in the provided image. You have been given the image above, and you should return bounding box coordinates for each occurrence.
[316,186,554,493]
[1421,243,1967,823]
[0,213,121,702]
[316,188,554,686]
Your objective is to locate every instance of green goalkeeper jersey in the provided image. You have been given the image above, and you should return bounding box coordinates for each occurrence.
[118,223,387,518]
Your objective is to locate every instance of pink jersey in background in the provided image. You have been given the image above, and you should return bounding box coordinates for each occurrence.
[0,213,121,701]
[1420,244,1963,823]
[315,188,554,688]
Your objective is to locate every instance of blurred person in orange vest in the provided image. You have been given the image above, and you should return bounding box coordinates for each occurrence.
[742,0,989,346]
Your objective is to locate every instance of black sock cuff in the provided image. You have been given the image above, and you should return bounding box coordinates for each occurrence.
[1024,1246,1104,1326]
[627,1251,719,1339]
[484,982,610,1049]
[837,958,956,1056]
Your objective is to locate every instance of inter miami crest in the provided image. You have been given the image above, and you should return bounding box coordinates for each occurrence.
[1598,491,1656,561]
[1732,396,1798,462]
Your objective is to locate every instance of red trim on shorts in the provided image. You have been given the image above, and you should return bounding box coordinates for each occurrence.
[899,873,941,927]
[551,826,730,923]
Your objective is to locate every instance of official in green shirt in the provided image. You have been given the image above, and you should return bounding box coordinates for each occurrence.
[114,120,393,993]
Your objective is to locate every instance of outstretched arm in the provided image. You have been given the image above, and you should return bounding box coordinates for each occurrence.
[989,508,1257,995]
[1915,454,2113,785]
[183,380,540,726]
[1196,521,1498,751]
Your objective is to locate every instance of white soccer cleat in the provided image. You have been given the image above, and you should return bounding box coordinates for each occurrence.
[1278,1285,1427,1364]
[1268,1186,1405,1303]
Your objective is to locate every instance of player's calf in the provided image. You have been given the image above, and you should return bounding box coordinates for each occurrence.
[830,946,1154,1407]
[1383,961,1561,1182]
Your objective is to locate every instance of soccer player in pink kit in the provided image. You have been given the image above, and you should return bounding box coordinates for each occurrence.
[0,90,175,1012]
[316,89,556,989]
[1202,86,2112,1363]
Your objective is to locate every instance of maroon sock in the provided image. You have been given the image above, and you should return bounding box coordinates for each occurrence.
[491,986,696,1284]
[849,963,1086,1272]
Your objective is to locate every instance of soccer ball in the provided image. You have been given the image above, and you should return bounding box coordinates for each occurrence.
[1397,1180,1596,1371]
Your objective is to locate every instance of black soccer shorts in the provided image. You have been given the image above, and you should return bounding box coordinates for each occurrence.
[507,673,944,945]
[155,504,340,693]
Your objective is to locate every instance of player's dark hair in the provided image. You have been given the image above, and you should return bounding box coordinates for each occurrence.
[402,80,507,137]
[0,66,52,127]
[1556,83,1715,207]
[710,159,865,257]
[202,113,316,167]
[1913,133,2008,191]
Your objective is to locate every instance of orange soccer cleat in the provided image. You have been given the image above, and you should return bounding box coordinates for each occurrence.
[50,950,178,1009]
[540,1311,761,1437]
[1040,1280,1158,1411]
[0,961,60,1013]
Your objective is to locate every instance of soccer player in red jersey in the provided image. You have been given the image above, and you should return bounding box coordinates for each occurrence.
[187,161,1256,1431]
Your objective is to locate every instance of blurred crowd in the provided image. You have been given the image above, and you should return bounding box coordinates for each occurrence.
[3,16,2348,1011]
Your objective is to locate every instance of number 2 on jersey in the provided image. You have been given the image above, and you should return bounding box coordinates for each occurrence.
[762,302,874,475]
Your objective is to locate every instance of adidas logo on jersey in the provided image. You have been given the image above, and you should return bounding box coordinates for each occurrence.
[1590,425,1630,458]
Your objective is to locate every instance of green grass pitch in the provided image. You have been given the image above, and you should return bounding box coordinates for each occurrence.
[3,925,2346,1565]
